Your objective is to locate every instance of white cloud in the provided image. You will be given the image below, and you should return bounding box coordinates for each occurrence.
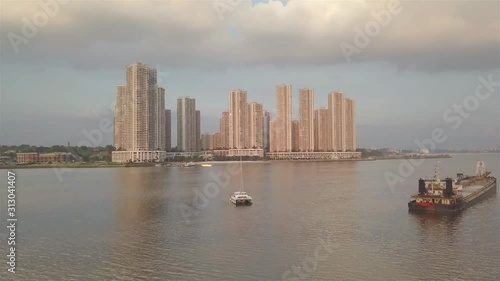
[1,0,498,71]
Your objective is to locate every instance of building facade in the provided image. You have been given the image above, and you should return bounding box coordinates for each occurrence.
[314,107,330,151]
[17,152,72,163]
[229,90,248,149]
[112,63,167,163]
[248,102,264,149]
[292,120,300,151]
[165,109,171,150]
[196,110,201,151]
[263,110,271,151]
[344,98,356,151]
[220,111,230,149]
[177,96,199,152]
[272,84,292,152]
[327,92,356,152]
[201,133,214,151]
[298,88,314,151]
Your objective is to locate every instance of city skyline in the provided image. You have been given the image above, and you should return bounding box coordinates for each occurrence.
[2,2,498,150]
[197,80,357,154]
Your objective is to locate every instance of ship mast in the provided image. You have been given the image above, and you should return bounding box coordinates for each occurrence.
[476,161,485,177]
[240,155,244,192]
[432,161,441,191]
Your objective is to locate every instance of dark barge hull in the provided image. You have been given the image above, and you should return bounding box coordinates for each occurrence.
[408,180,497,213]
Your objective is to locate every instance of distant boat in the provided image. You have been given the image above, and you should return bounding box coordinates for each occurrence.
[230,156,252,206]
[230,191,253,205]
[183,162,196,167]
[201,164,212,167]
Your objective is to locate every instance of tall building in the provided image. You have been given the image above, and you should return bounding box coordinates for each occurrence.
[114,85,126,150]
[345,98,356,151]
[229,90,248,149]
[263,110,271,151]
[269,120,277,152]
[177,96,199,152]
[220,111,230,149]
[156,87,166,150]
[292,120,300,151]
[165,109,171,150]
[196,110,201,151]
[248,102,264,149]
[114,63,165,151]
[298,88,314,151]
[328,92,356,152]
[272,84,292,152]
[213,132,222,149]
[314,107,329,151]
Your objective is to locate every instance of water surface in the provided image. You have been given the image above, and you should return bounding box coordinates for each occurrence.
[1,153,499,280]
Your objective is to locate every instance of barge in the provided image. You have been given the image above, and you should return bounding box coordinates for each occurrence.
[408,161,496,213]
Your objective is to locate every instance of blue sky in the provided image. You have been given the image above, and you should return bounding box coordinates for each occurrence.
[1,0,499,149]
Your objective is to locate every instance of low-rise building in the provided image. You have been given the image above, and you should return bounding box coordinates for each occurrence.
[17,152,72,163]
[265,151,361,160]
[112,151,167,163]
[228,149,264,157]
[16,153,39,163]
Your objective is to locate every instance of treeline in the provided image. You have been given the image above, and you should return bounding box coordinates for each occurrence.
[0,145,116,162]
[358,148,384,158]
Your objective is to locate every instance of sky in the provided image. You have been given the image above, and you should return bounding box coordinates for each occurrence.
[1,0,499,150]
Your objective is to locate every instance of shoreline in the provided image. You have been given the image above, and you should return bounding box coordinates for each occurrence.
[0,154,453,169]
[372,154,452,160]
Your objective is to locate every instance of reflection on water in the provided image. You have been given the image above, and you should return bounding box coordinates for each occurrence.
[4,153,499,280]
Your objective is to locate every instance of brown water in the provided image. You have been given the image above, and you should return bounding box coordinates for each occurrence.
[1,153,499,280]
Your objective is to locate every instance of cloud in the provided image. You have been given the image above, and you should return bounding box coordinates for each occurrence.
[1,0,498,72]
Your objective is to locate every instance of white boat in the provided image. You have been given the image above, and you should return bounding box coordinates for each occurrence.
[230,191,253,205]
[201,164,212,167]
[183,162,196,167]
[230,157,252,206]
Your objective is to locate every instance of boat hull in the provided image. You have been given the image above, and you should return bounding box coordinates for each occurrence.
[409,180,496,213]
[230,197,252,206]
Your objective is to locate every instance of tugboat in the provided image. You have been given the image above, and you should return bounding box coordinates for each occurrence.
[408,161,496,213]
